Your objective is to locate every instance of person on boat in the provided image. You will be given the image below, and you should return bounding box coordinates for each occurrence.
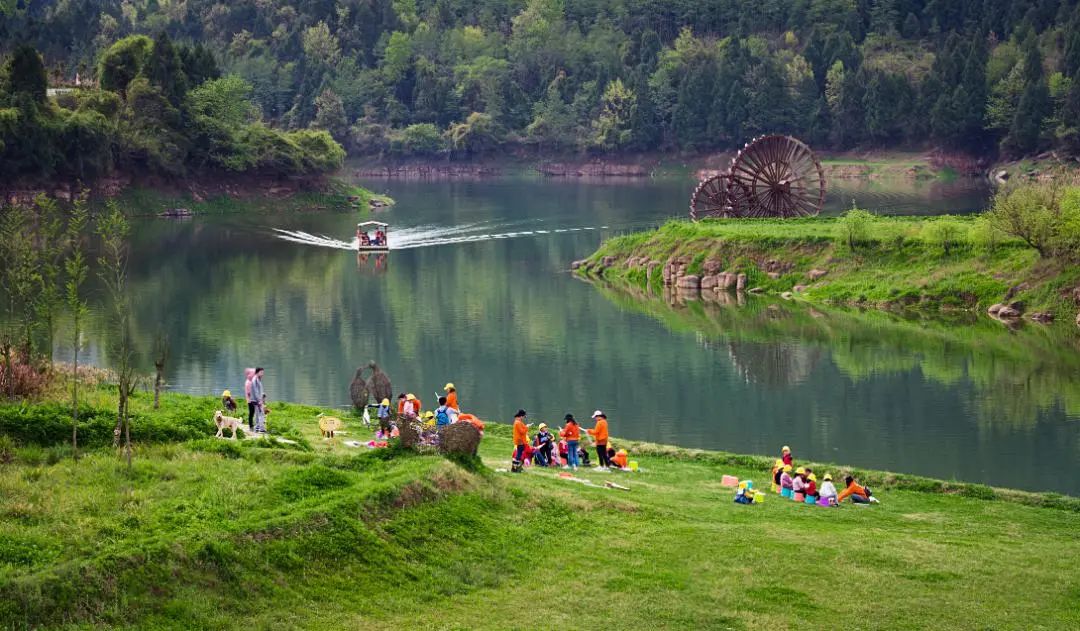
[375,229,386,246]
[359,231,371,246]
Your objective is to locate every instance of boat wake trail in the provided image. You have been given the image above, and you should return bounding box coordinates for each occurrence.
[273,223,606,252]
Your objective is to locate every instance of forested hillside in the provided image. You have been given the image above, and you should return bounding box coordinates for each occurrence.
[0,32,344,184]
[3,0,1080,162]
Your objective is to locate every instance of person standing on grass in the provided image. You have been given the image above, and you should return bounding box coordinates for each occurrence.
[251,367,266,434]
[512,409,529,473]
[444,383,459,416]
[560,414,581,470]
[244,368,256,431]
[587,410,610,469]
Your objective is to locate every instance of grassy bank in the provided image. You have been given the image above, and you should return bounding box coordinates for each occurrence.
[578,217,1080,320]
[1,389,1078,629]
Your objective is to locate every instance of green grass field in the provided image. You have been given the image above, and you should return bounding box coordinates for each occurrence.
[1,389,1078,630]
[581,217,1080,320]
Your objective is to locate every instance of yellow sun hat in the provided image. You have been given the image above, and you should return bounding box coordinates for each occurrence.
[808,473,817,482]
[782,445,791,452]
[538,422,548,430]
[774,459,784,467]
[406,393,416,400]
[222,389,231,398]
[823,473,832,481]
[381,398,390,406]
[795,467,806,475]
[424,411,435,419]
[444,383,455,391]
[783,465,792,472]
[618,449,627,455]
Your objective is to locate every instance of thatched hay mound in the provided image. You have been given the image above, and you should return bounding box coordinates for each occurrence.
[438,422,481,456]
[349,368,369,411]
[397,418,423,449]
[368,361,393,405]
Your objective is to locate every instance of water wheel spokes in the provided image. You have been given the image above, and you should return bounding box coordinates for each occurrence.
[729,135,826,218]
[690,173,736,221]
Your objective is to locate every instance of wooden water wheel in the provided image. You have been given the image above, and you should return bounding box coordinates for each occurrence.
[689,173,735,220]
[689,135,825,221]
[729,135,825,218]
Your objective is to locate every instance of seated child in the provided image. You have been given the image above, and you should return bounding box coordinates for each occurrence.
[733,482,754,504]
[558,439,569,466]
[578,446,592,467]
[804,472,818,503]
[792,467,807,502]
[819,473,838,505]
[779,465,794,497]
[611,448,629,469]
[221,390,238,415]
[771,459,784,493]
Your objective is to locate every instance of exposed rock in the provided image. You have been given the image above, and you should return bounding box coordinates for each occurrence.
[993,169,1010,184]
[1007,300,1025,314]
[997,306,1021,319]
[987,303,1004,316]
[748,286,764,294]
[793,284,807,293]
[438,422,482,456]
[1029,312,1054,323]
[781,291,794,300]
[570,260,583,271]
[700,275,719,290]
[767,304,781,313]
[602,256,616,267]
[767,272,780,280]
[1076,312,1080,328]
[676,275,701,290]
[736,273,747,291]
[703,259,723,274]
[807,269,828,281]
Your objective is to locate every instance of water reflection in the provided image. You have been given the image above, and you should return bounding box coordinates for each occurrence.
[62,176,1080,495]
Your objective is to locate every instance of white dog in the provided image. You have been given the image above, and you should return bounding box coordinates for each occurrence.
[214,410,245,439]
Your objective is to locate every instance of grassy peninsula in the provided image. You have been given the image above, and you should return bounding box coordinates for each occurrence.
[1,385,1078,630]
[577,213,1080,322]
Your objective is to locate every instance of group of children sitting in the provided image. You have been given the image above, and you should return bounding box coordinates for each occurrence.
[770,445,879,506]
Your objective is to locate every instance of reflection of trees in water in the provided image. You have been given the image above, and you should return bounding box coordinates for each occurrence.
[698,336,822,387]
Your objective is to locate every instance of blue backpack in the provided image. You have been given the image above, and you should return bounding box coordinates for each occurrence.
[435,407,451,426]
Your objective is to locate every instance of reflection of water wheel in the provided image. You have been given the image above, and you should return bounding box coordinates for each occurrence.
[690,174,734,221]
[729,135,826,218]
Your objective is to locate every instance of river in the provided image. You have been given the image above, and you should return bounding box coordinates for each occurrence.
[84,174,1080,495]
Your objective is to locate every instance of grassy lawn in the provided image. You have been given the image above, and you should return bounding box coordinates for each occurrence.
[1,389,1078,629]
[581,217,1080,319]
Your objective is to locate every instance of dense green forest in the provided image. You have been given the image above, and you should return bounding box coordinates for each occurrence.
[3,0,1080,165]
[0,31,344,183]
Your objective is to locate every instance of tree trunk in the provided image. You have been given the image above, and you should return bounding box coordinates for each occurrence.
[154,365,163,410]
[72,350,79,460]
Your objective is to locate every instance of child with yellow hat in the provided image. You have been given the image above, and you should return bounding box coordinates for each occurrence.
[771,458,785,493]
[804,472,818,504]
[819,473,839,506]
[792,467,807,502]
[221,390,238,415]
[779,465,794,498]
[376,398,392,438]
[781,445,793,466]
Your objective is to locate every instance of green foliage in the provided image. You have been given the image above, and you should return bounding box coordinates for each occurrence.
[390,123,442,156]
[97,35,153,95]
[186,75,257,129]
[5,44,46,104]
[921,218,966,255]
[987,183,1070,258]
[836,206,875,250]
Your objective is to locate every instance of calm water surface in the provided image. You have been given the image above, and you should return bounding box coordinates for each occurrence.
[87,175,1080,495]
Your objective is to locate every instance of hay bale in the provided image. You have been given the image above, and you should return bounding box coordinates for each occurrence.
[438,422,482,456]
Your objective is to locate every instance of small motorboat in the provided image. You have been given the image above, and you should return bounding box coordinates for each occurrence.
[356,221,389,251]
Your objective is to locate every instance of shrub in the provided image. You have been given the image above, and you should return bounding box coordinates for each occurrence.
[921,218,966,255]
[835,205,875,250]
[969,215,1004,252]
[986,183,1067,258]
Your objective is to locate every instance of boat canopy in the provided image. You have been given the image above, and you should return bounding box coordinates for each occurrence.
[358,221,389,229]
